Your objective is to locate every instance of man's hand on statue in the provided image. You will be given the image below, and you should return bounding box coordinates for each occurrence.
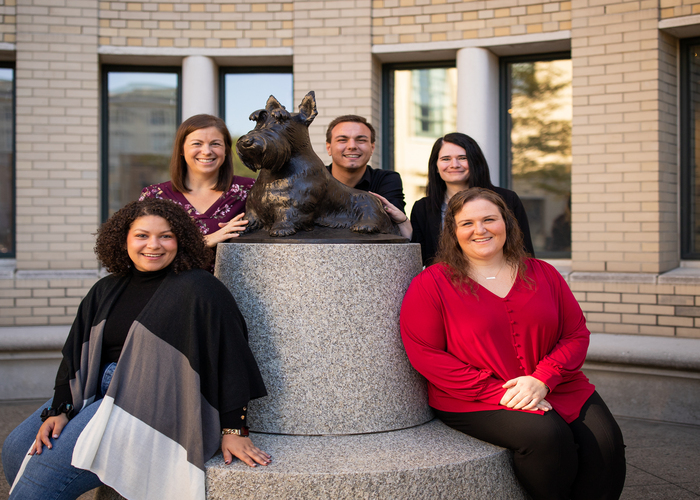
[368,192,406,224]
[500,376,550,411]
[203,213,249,247]
[221,434,271,467]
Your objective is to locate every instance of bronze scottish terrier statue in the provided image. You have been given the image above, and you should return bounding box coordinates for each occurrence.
[236,91,396,237]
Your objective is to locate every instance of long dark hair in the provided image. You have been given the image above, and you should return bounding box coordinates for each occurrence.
[435,188,529,294]
[426,132,495,212]
[95,198,212,276]
[169,114,234,193]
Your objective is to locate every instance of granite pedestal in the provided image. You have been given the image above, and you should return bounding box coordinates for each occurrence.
[96,240,526,499]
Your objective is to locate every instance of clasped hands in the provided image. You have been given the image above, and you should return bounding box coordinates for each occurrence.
[500,375,552,412]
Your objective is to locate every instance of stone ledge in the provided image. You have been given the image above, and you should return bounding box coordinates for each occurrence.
[569,272,657,284]
[586,333,700,372]
[564,267,700,286]
[0,326,69,352]
[658,266,700,285]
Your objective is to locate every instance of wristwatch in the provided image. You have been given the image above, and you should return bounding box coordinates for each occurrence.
[221,426,249,437]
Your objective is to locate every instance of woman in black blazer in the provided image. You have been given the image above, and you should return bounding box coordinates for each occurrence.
[375,133,534,266]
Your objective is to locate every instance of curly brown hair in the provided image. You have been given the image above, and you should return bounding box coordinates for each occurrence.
[169,114,234,193]
[435,188,530,293]
[95,198,213,276]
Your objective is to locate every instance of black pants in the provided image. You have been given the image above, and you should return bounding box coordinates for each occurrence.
[434,392,626,500]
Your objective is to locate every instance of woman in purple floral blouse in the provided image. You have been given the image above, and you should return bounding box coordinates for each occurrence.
[140,114,253,248]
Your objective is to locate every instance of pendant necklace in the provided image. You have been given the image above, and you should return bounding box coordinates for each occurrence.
[474,261,506,281]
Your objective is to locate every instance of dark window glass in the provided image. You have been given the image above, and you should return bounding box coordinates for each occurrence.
[221,69,293,179]
[681,39,700,259]
[384,64,457,214]
[103,69,179,219]
[503,56,572,258]
[0,66,14,258]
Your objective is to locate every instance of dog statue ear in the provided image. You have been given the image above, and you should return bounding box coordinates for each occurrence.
[266,95,283,111]
[297,91,318,126]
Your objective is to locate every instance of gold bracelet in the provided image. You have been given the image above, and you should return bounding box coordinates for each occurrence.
[222,427,249,437]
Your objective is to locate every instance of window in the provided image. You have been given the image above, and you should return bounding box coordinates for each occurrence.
[0,65,14,258]
[220,68,293,179]
[383,63,457,214]
[681,38,700,259]
[502,54,572,258]
[101,67,180,220]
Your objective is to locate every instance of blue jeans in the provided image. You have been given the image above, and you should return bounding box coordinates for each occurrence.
[2,363,117,500]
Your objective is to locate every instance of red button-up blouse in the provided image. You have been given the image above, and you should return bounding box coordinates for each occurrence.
[400,258,595,423]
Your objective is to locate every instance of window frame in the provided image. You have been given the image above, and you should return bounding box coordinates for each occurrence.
[381,61,456,172]
[100,65,182,222]
[499,52,572,259]
[499,51,571,187]
[680,37,700,259]
[0,61,15,259]
[218,66,294,121]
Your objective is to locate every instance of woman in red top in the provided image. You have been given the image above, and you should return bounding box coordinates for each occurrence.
[400,188,625,500]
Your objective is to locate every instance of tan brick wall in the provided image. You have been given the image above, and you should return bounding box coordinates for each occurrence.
[371,0,571,45]
[98,1,293,49]
[660,0,700,19]
[14,0,100,272]
[0,0,16,44]
[0,277,98,326]
[572,280,700,339]
[569,0,678,274]
[293,0,378,160]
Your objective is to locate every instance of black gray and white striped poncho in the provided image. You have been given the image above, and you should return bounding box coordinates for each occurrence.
[42,269,265,499]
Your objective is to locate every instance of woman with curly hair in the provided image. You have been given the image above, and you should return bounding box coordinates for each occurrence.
[3,198,269,500]
[400,188,625,500]
[140,114,254,247]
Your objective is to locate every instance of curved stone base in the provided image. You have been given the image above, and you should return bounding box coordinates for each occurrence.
[205,420,526,499]
[95,420,525,500]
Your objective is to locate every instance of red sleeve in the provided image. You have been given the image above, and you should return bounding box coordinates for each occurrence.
[400,269,506,405]
[531,263,590,391]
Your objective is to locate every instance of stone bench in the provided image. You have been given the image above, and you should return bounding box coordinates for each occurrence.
[583,333,700,426]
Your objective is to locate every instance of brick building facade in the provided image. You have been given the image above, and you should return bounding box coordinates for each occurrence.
[1,0,700,342]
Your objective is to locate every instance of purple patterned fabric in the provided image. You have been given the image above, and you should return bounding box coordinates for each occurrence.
[139,177,254,236]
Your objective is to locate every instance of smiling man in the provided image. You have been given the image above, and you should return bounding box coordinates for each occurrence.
[325,115,406,213]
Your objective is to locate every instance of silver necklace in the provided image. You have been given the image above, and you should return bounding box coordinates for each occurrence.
[473,261,506,281]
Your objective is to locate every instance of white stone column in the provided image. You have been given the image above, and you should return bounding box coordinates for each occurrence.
[182,56,218,119]
[456,47,500,186]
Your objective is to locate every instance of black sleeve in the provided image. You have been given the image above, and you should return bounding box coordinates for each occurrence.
[506,191,536,257]
[410,200,439,266]
[51,357,73,408]
[220,406,248,430]
[410,202,428,265]
[376,172,406,213]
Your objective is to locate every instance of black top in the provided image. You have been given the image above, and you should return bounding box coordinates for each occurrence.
[326,164,406,213]
[101,267,168,366]
[410,185,536,266]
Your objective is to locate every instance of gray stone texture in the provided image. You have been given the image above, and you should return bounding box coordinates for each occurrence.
[215,242,432,435]
[205,421,526,499]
